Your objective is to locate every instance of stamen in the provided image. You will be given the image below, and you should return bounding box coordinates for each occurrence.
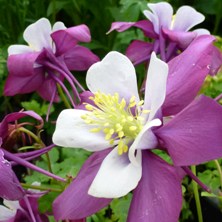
[82,92,146,155]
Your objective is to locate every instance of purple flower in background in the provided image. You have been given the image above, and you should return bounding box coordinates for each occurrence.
[0,194,49,222]
[0,110,43,149]
[4,18,99,107]
[51,50,222,221]
[108,1,222,72]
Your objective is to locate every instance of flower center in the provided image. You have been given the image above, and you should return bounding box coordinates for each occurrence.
[81,92,149,155]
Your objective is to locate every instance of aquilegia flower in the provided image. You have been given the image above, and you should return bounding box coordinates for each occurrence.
[108,1,222,70]
[52,51,222,221]
[4,18,99,107]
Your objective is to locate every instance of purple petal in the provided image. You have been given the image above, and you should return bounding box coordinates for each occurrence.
[162,35,216,116]
[53,149,112,220]
[0,149,25,200]
[63,45,99,71]
[126,40,153,65]
[4,52,44,96]
[156,95,222,166]
[127,151,182,222]
[108,20,157,39]
[162,28,197,49]
[52,25,91,56]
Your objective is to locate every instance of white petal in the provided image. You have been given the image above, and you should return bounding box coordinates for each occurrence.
[52,109,110,151]
[144,2,173,33]
[52,21,66,32]
[0,200,19,220]
[88,147,142,198]
[8,45,34,55]
[143,52,168,121]
[86,51,139,103]
[128,119,161,165]
[0,206,16,220]
[3,200,20,211]
[173,6,205,31]
[23,18,52,51]
[193,28,210,36]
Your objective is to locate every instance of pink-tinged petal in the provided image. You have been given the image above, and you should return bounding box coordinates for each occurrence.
[162,28,197,49]
[8,45,34,55]
[89,147,142,198]
[53,149,112,220]
[127,151,182,222]
[108,20,157,39]
[156,95,222,166]
[126,40,153,65]
[193,28,210,36]
[86,51,139,103]
[144,2,173,34]
[52,21,66,32]
[23,18,52,51]
[173,6,205,31]
[162,35,216,116]
[52,24,91,56]
[143,52,168,121]
[0,150,25,200]
[4,52,44,96]
[63,45,99,71]
[52,109,110,151]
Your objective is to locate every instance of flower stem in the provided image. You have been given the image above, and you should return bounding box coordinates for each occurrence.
[57,84,72,109]
[21,183,62,192]
[191,165,203,222]
[214,160,222,189]
[19,127,41,144]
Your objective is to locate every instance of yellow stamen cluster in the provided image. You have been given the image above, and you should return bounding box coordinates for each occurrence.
[81,92,150,155]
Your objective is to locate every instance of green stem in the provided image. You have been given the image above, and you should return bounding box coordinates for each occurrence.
[191,165,203,222]
[18,127,53,173]
[57,84,72,108]
[19,127,41,144]
[214,160,222,189]
[21,183,62,192]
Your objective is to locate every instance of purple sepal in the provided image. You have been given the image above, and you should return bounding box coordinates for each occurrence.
[163,35,216,116]
[208,45,222,76]
[156,95,222,166]
[0,149,25,200]
[53,149,112,220]
[127,151,182,222]
[62,45,99,71]
[4,52,44,96]
[126,40,153,65]
[108,20,157,39]
[52,25,91,56]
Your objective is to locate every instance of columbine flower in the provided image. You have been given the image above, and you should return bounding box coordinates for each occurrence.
[108,1,222,71]
[4,18,99,107]
[52,51,222,221]
[53,51,168,198]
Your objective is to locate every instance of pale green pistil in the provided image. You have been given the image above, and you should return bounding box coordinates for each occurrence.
[81,92,149,155]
